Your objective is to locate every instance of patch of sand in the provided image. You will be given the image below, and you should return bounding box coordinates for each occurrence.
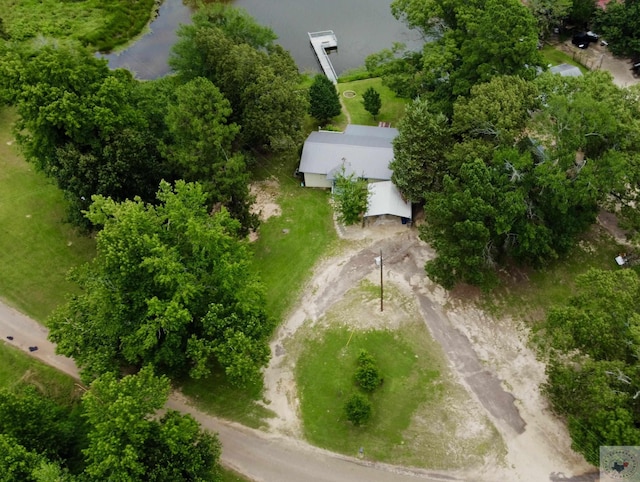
[249,178,282,242]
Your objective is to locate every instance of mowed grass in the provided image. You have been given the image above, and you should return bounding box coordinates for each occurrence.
[0,342,80,404]
[0,107,95,322]
[484,225,623,323]
[540,44,589,74]
[179,366,275,429]
[220,467,251,482]
[294,281,503,468]
[1,0,155,51]
[252,150,339,323]
[336,78,409,127]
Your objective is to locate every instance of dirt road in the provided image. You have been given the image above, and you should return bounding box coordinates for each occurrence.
[0,222,599,481]
[263,222,598,482]
[0,301,454,481]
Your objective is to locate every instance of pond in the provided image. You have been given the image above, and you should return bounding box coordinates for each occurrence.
[101,0,422,79]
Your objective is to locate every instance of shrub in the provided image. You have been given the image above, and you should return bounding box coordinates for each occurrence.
[344,393,371,426]
[355,349,382,392]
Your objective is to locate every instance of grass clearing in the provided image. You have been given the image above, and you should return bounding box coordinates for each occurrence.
[0,342,80,404]
[0,107,95,322]
[540,44,589,74]
[293,280,504,469]
[1,0,155,51]
[252,150,340,323]
[220,466,251,482]
[179,367,275,429]
[336,78,409,128]
[480,225,623,323]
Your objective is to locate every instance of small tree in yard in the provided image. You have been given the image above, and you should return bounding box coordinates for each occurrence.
[333,166,370,225]
[309,74,341,125]
[362,87,382,119]
[344,393,372,426]
[355,349,382,392]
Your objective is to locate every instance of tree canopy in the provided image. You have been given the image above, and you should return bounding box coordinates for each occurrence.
[170,4,307,152]
[48,181,273,385]
[0,41,166,226]
[543,269,640,464]
[385,0,542,113]
[82,366,221,481]
[308,74,341,125]
[392,70,639,289]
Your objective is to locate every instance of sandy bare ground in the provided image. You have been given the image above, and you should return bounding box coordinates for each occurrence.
[262,216,598,482]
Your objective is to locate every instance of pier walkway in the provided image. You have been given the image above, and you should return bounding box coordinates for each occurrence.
[308,31,338,84]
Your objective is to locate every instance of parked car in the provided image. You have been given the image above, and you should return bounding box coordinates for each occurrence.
[572,31,598,49]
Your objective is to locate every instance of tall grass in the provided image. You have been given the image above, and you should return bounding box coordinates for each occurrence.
[0,0,156,51]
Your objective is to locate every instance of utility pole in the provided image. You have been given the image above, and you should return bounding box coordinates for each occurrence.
[380,249,383,312]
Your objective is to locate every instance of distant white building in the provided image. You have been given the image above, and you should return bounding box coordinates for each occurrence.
[549,63,583,77]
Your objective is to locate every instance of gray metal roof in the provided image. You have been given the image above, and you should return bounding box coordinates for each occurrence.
[549,63,583,77]
[365,181,411,219]
[299,126,398,180]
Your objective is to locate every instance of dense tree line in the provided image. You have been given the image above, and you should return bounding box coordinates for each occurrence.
[0,4,306,233]
[367,0,542,114]
[542,269,640,464]
[0,367,222,481]
[395,71,640,289]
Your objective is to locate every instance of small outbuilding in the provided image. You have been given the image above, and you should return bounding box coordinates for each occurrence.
[549,63,583,77]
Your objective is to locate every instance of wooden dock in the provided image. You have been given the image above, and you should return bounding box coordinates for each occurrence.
[308,31,338,84]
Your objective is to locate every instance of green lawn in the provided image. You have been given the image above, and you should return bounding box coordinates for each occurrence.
[0,342,80,404]
[252,150,340,323]
[336,78,410,128]
[179,367,275,429]
[294,281,503,468]
[540,45,589,74]
[1,0,155,51]
[0,107,96,322]
[220,467,251,482]
[480,224,623,323]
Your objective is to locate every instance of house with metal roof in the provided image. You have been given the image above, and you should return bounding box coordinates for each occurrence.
[298,124,411,221]
[298,124,398,188]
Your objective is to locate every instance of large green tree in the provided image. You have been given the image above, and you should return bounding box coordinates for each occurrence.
[82,366,221,481]
[162,77,257,234]
[48,181,273,385]
[420,154,529,289]
[389,0,542,113]
[0,41,166,226]
[390,97,452,202]
[170,4,306,152]
[308,74,341,125]
[594,0,640,59]
[543,269,640,465]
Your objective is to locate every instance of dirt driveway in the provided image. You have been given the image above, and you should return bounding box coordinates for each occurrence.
[555,39,640,88]
[263,218,598,481]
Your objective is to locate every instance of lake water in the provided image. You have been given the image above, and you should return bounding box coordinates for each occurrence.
[101,0,422,79]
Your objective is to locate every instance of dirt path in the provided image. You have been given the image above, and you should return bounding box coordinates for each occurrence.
[0,300,455,481]
[262,223,598,481]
